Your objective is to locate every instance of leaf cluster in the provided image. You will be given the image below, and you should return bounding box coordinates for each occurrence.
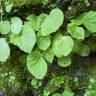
[0,8,96,80]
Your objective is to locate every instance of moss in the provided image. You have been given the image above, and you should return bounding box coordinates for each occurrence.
[0,69,5,91]
[44,75,65,95]
[3,0,52,7]
[3,0,39,7]
[0,47,32,96]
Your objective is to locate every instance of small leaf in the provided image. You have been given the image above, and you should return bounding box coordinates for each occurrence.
[25,14,38,31]
[73,41,90,57]
[79,44,90,57]
[0,21,10,34]
[37,33,51,50]
[83,11,96,32]
[72,40,81,53]
[68,23,84,39]
[0,38,10,62]
[41,8,64,36]
[71,19,83,25]
[10,25,36,53]
[5,4,13,12]
[43,48,54,63]
[53,36,74,57]
[52,93,61,96]
[70,13,86,25]
[11,17,23,35]
[27,51,47,79]
[62,90,74,96]
[37,13,48,31]
[10,35,20,46]
[84,90,96,96]
[57,56,71,67]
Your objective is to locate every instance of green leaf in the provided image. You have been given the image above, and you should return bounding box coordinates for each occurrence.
[25,14,37,31]
[0,21,10,34]
[53,36,74,57]
[83,11,96,32]
[10,35,20,46]
[31,79,38,88]
[70,13,86,25]
[68,23,84,39]
[37,33,51,50]
[0,38,10,62]
[10,25,36,53]
[73,41,90,57]
[72,40,81,53]
[43,48,54,63]
[37,13,48,31]
[57,56,71,67]
[79,44,90,57]
[52,93,61,96]
[27,51,47,79]
[41,8,64,36]
[5,4,13,12]
[62,90,74,96]
[84,90,96,96]
[11,17,23,35]
[71,19,83,25]
[31,79,40,89]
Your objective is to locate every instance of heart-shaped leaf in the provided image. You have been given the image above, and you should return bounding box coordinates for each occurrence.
[27,51,47,79]
[10,25,36,53]
[53,36,74,57]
